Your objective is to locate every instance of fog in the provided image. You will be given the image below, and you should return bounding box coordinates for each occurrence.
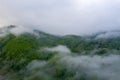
[96,31,120,39]
[0,0,120,35]
[42,45,71,53]
[25,45,120,80]
[61,55,120,80]
[0,25,34,37]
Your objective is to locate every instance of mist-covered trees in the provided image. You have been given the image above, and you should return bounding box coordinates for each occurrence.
[0,30,120,80]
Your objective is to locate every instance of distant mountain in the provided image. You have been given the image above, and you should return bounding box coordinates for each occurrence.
[1,25,120,53]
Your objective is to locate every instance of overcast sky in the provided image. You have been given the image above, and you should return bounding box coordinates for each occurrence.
[0,0,120,35]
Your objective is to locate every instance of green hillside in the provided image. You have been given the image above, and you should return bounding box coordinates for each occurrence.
[0,29,120,80]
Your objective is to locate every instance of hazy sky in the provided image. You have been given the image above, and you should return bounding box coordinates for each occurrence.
[0,0,120,35]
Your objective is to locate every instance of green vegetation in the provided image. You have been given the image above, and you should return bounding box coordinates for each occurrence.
[0,30,120,80]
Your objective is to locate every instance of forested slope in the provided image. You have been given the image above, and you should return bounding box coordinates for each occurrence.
[0,28,120,80]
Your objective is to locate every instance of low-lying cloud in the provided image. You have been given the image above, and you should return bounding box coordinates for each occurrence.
[61,54,120,80]
[0,25,33,36]
[96,31,120,39]
[25,45,120,80]
[42,45,71,53]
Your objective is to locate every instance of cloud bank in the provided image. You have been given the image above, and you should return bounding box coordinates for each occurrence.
[25,45,120,80]
[61,55,120,80]
[42,45,71,53]
[96,31,120,39]
[0,0,120,35]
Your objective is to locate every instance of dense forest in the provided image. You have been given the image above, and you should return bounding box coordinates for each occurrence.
[0,26,120,80]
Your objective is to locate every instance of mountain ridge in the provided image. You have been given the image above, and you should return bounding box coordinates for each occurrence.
[0,25,120,80]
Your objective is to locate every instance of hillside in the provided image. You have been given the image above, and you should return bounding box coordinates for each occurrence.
[0,26,120,80]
